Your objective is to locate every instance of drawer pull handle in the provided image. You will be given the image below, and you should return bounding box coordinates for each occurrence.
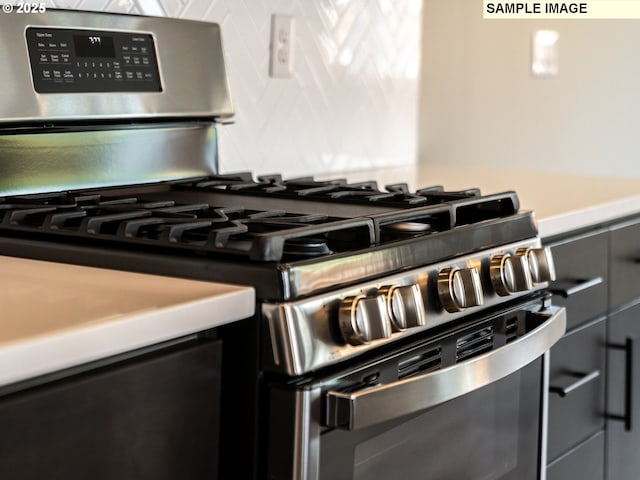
[550,276,603,298]
[549,370,600,397]
[607,337,634,432]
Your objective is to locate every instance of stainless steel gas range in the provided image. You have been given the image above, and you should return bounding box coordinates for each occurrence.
[0,8,565,480]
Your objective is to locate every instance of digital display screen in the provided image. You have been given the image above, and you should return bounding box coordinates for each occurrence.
[73,35,116,58]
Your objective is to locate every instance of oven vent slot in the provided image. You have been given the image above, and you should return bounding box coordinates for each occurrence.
[398,347,442,379]
[337,372,381,394]
[456,327,494,362]
[505,316,519,343]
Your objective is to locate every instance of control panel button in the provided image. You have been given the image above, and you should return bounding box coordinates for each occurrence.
[437,267,483,313]
[339,295,392,345]
[490,252,534,296]
[517,247,557,283]
[378,284,426,331]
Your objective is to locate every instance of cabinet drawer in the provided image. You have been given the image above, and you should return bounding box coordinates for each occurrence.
[547,432,604,480]
[547,230,608,330]
[609,218,640,311]
[547,318,606,462]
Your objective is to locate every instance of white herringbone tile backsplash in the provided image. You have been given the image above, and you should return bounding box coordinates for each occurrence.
[44,0,422,177]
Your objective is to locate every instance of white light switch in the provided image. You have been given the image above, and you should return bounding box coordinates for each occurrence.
[531,30,559,77]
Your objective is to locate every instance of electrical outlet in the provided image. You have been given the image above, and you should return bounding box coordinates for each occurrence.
[532,30,559,77]
[269,14,294,78]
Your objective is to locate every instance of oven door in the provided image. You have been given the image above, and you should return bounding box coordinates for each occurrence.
[266,303,565,480]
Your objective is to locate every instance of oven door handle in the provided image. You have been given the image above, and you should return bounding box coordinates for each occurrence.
[326,305,566,430]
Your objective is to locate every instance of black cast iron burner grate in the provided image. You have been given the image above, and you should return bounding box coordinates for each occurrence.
[0,174,520,262]
[171,172,486,207]
[0,193,378,261]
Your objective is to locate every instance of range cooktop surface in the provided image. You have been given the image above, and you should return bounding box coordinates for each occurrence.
[0,173,525,261]
[0,173,538,300]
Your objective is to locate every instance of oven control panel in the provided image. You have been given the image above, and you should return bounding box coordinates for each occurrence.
[262,238,557,376]
[26,27,162,93]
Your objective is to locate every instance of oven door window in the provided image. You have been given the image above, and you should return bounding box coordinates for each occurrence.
[319,358,542,480]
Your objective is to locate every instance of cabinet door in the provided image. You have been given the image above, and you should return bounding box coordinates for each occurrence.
[0,339,222,480]
[547,318,606,462]
[547,432,604,480]
[606,304,640,480]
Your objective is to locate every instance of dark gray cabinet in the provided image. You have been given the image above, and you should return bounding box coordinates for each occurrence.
[0,338,223,480]
[605,218,640,480]
[545,215,640,480]
[606,304,640,480]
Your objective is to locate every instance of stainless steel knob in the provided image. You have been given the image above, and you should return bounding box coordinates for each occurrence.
[378,284,426,331]
[437,267,483,313]
[517,247,557,283]
[490,252,533,296]
[338,294,392,345]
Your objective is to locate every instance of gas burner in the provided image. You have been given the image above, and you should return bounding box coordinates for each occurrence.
[283,237,333,258]
[386,221,433,233]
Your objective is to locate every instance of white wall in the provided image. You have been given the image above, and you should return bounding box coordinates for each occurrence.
[419,0,640,178]
[43,0,423,177]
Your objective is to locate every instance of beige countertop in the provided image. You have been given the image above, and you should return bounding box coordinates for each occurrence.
[327,164,640,238]
[0,256,254,388]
